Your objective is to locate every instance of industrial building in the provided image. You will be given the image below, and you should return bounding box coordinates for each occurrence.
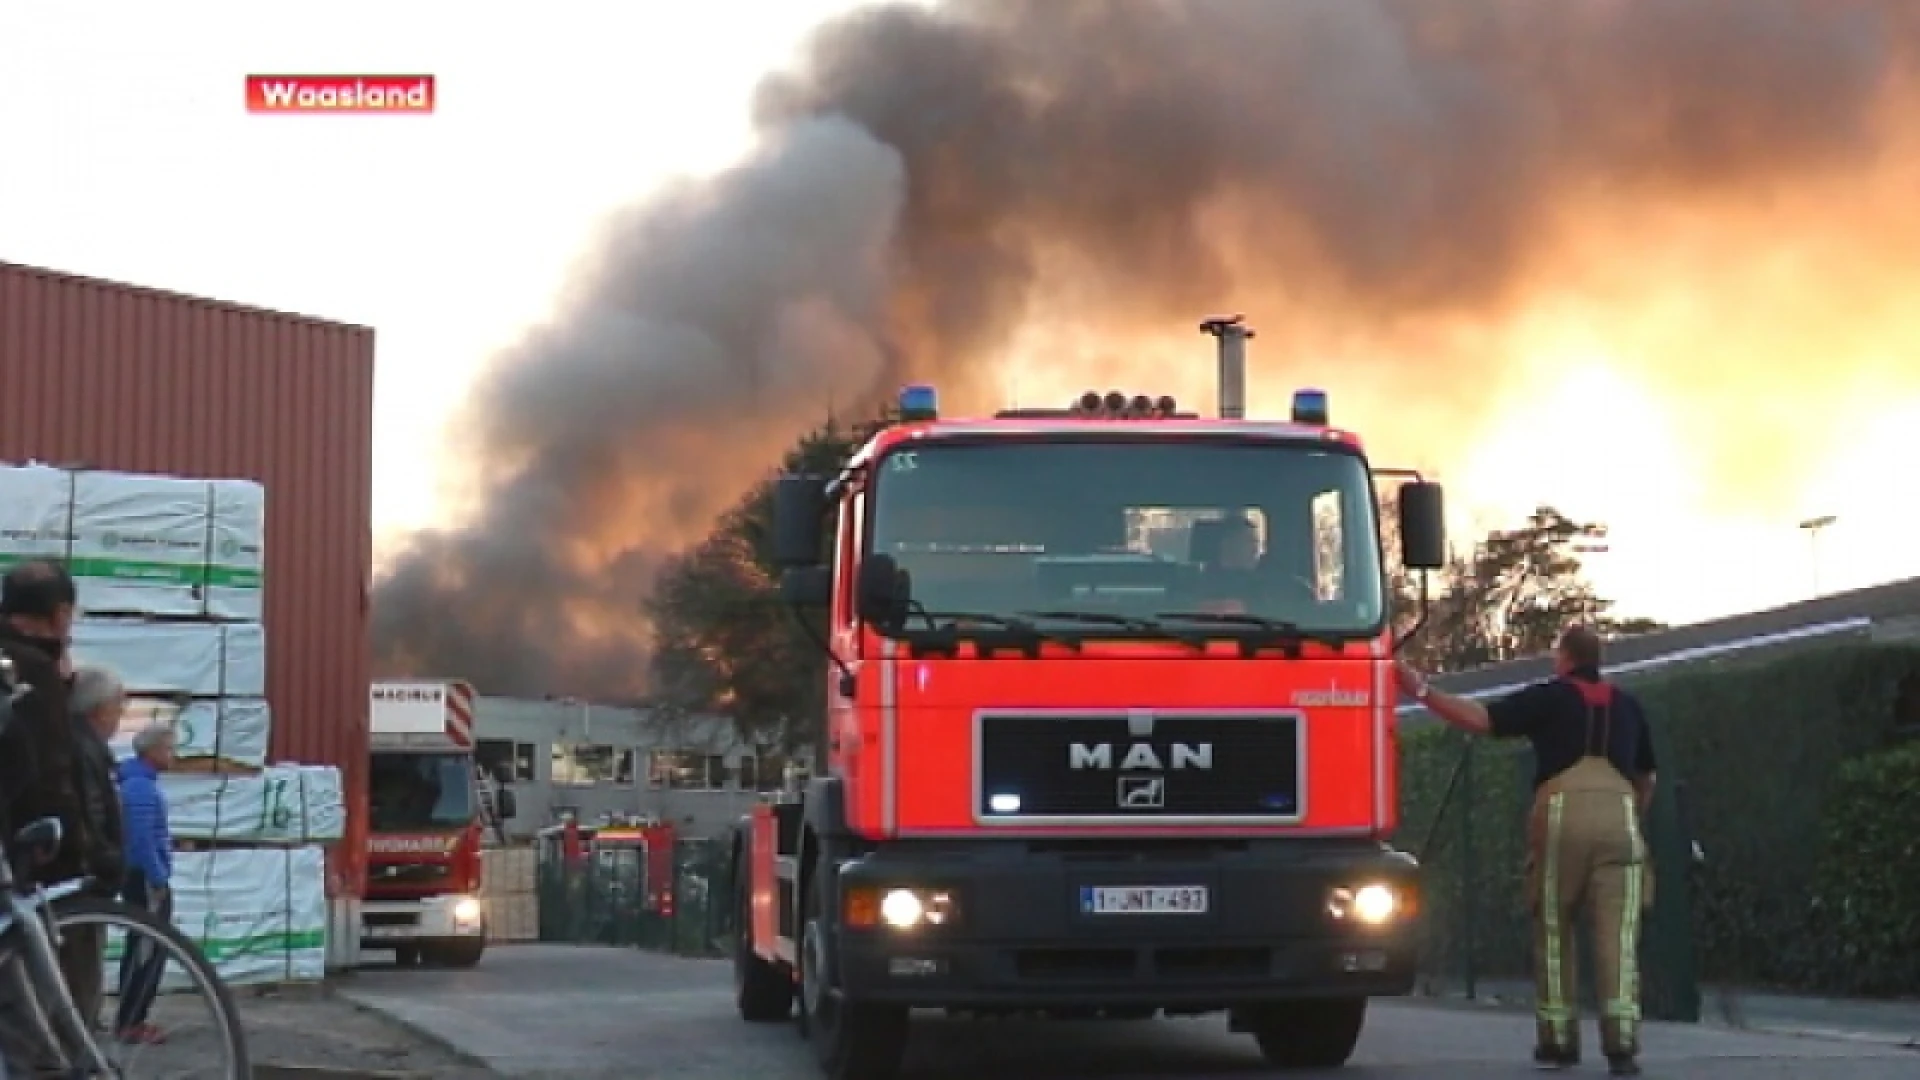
[471,697,791,839]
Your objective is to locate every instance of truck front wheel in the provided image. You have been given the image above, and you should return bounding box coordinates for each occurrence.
[798,865,908,1080]
[735,852,795,1023]
[1242,997,1367,1069]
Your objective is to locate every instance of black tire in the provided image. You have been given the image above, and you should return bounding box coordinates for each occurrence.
[394,944,422,967]
[51,893,252,1079]
[797,858,909,1080]
[734,854,795,1023]
[425,937,486,968]
[1246,998,1367,1069]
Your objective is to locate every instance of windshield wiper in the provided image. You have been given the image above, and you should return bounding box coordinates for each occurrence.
[1155,611,1303,632]
[911,609,1080,652]
[1017,610,1206,649]
[915,609,1037,632]
[1154,610,1350,653]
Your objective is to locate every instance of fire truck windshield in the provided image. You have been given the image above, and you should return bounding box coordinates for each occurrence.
[369,751,475,831]
[867,438,1386,637]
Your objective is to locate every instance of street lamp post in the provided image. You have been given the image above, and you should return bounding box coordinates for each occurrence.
[1572,522,1610,622]
[1799,515,1837,597]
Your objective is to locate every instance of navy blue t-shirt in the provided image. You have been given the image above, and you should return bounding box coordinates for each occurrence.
[1485,671,1657,790]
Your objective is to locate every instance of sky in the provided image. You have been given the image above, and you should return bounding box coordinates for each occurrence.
[0,0,871,550]
[2,0,1912,631]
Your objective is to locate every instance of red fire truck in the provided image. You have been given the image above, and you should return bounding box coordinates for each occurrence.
[537,816,679,923]
[363,679,516,967]
[729,317,1448,1079]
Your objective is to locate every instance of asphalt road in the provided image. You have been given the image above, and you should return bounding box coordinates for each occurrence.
[339,946,1917,1080]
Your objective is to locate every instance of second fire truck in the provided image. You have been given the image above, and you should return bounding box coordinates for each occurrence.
[363,679,516,967]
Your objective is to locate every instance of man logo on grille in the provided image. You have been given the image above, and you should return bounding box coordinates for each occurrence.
[1117,775,1166,809]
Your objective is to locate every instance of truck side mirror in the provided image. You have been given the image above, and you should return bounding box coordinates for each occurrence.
[498,788,519,820]
[781,566,832,607]
[1398,481,1447,571]
[856,554,912,630]
[772,474,828,568]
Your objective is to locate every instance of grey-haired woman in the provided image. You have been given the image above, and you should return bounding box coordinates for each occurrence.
[60,666,129,1031]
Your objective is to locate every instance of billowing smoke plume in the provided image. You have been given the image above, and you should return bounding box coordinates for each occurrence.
[374,0,1920,696]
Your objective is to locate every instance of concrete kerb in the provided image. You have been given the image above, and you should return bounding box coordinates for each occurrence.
[1403,986,1920,1052]
[251,1060,435,1068]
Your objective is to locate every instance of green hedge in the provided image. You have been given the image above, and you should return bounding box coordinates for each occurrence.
[1399,641,1920,999]
[1809,739,1920,995]
[1399,725,1530,984]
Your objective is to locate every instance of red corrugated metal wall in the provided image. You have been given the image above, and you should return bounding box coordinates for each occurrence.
[0,260,374,896]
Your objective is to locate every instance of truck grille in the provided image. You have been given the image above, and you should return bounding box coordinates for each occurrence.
[369,862,451,889]
[975,711,1303,823]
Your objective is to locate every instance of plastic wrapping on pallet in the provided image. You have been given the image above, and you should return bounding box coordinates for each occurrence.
[205,479,265,622]
[297,766,346,841]
[0,463,74,566]
[106,846,327,989]
[112,697,272,770]
[0,464,268,620]
[72,620,221,696]
[218,622,266,698]
[160,765,345,844]
[66,469,211,617]
[70,619,265,698]
[178,698,271,769]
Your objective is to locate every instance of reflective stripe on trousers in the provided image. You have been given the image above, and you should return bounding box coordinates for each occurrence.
[1528,756,1648,1057]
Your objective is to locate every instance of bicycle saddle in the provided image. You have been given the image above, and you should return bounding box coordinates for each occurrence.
[9,816,62,865]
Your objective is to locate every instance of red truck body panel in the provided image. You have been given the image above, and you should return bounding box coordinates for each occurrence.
[831,648,1394,840]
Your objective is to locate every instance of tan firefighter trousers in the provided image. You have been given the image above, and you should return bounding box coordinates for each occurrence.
[1525,755,1651,1057]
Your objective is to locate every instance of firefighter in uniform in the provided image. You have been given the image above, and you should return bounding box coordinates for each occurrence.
[1396,625,1657,1077]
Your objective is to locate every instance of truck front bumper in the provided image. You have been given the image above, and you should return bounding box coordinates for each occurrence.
[360,894,486,947]
[829,839,1419,1009]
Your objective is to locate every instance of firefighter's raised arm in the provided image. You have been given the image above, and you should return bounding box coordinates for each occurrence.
[1394,659,1492,736]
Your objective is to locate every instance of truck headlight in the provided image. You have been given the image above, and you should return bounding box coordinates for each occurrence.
[452,897,483,927]
[880,889,924,929]
[1327,883,1405,927]
[846,886,957,930]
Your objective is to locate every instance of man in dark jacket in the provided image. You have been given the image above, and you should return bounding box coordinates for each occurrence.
[0,561,88,1075]
[60,666,129,1033]
[0,560,86,876]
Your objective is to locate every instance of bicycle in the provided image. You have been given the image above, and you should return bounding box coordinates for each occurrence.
[0,655,249,1078]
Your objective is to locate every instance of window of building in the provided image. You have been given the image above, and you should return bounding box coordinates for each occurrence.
[734,754,794,791]
[647,750,729,790]
[476,739,538,784]
[551,744,636,787]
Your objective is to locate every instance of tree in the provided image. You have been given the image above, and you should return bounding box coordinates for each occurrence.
[1388,504,1666,673]
[643,411,889,755]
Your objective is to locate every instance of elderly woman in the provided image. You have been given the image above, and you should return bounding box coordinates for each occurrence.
[58,666,129,1032]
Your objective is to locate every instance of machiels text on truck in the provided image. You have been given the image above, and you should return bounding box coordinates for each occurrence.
[363,679,518,967]
[728,316,1450,1080]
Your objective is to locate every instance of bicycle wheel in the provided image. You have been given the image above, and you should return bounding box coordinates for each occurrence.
[51,894,250,1080]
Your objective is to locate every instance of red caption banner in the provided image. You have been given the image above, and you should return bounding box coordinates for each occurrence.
[246,75,436,114]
